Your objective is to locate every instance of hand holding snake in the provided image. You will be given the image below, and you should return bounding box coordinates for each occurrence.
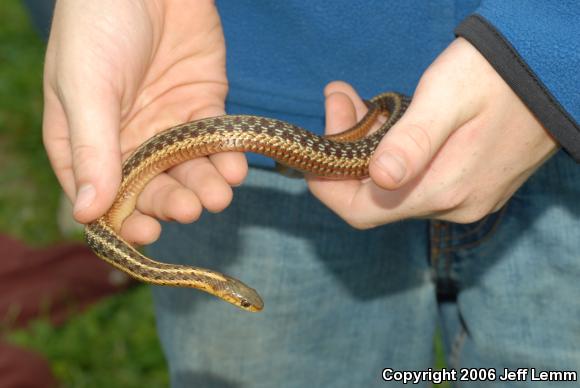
[44,0,558,312]
[43,0,240,246]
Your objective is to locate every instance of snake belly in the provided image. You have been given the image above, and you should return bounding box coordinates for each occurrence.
[85,92,409,312]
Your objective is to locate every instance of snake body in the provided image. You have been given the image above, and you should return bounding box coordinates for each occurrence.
[85,92,409,312]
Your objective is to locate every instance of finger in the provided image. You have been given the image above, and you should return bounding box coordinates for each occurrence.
[208,152,248,187]
[119,210,162,245]
[308,177,417,229]
[121,101,242,225]
[307,81,364,218]
[324,81,368,125]
[183,102,248,187]
[307,176,362,221]
[323,91,358,135]
[67,92,121,222]
[369,78,479,190]
[125,98,248,188]
[136,173,203,223]
[44,2,126,223]
[54,76,122,223]
[197,105,248,187]
[43,88,76,200]
[168,157,234,213]
[309,163,417,229]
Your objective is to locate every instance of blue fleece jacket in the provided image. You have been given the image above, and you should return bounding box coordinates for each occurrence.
[459,1,580,160]
[216,0,580,166]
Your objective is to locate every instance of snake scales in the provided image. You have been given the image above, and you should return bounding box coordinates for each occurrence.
[85,92,409,312]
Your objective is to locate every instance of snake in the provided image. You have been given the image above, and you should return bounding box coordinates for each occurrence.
[85,92,409,312]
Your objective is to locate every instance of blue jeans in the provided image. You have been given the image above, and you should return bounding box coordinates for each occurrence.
[150,150,580,387]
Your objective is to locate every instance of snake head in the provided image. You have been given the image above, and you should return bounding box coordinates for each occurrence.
[220,275,264,312]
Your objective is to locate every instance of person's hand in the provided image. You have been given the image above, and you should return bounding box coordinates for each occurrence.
[43,0,246,244]
[308,38,558,229]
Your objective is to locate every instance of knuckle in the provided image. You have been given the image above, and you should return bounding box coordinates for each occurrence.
[439,207,489,224]
[144,182,175,221]
[176,205,202,223]
[204,188,233,213]
[418,65,438,85]
[402,122,433,160]
[72,143,99,166]
[170,193,202,223]
[41,128,51,149]
[416,64,447,94]
[435,193,496,224]
[343,214,375,230]
[346,220,367,230]
[430,186,467,213]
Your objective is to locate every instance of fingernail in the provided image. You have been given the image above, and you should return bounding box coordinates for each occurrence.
[74,184,96,213]
[375,152,406,183]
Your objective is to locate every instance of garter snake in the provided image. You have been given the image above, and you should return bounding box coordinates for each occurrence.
[85,92,409,312]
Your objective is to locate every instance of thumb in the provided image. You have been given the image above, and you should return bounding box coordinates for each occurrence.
[369,85,477,190]
[65,87,122,223]
[323,81,369,135]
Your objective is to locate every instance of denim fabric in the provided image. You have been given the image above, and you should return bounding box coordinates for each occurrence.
[150,150,580,387]
[434,149,580,387]
[150,169,436,387]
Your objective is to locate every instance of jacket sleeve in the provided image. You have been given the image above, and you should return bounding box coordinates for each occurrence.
[455,1,580,161]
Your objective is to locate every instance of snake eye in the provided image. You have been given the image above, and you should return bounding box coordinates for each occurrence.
[240,300,251,308]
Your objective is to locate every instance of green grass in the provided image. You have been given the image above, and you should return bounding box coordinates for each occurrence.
[0,0,59,245]
[434,329,451,387]
[0,1,168,387]
[8,287,169,388]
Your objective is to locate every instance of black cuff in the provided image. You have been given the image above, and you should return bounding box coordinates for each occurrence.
[456,15,580,162]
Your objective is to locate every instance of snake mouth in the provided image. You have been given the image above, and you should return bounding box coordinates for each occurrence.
[239,296,264,312]
[223,277,264,312]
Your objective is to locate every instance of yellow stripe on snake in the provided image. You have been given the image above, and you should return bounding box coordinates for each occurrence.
[85,92,409,312]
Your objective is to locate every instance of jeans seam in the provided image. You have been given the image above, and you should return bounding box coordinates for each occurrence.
[436,202,510,242]
[445,224,453,279]
[439,216,490,242]
[439,204,509,253]
[449,324,467,369]
[430,221,442,270]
